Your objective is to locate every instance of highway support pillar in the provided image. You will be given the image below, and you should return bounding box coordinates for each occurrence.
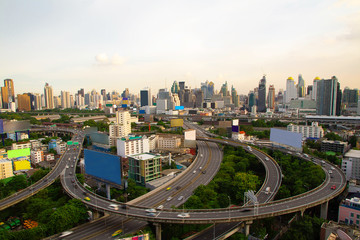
[106,184,111,199]
[300,209,305,217]
[154,223,161,240]
[93,210,100,220]
[321,201,328,219]
[245,220,253,236]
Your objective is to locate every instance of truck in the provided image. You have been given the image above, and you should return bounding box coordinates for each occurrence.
[265,187,271,194]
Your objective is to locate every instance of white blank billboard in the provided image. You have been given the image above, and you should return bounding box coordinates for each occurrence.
[270,128,302,150]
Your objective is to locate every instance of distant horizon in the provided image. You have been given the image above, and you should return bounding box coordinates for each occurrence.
[1,1,359,95]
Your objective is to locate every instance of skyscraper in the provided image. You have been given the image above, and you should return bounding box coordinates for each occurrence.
[248,91,256,110]
[285,77,297,103]
[1,79,15,109]
[312,77,321,101]
[17,94,31,111]
[342,87,359,108]
[44,83,54,109]
[268,85,275,110]
[298,74,305,98]
[316,76,341,116]
[140,89,152,107]
[61,91,71,109]
[231,86,239,107]
[171,81,179,94]
[257,75,266,112]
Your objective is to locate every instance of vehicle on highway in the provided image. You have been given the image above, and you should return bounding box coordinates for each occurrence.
[331,185,336,190]
[156,205,164,210]
[176,186,181,190]
[265,187,271,194]
[66,165,69,169]
[193,170,196,174]
[200,154,203,157]
[331,166,335,170]
[265,157,269,161]
[202,170,206,174]
[178,196,184,201]
[69,172,72,175]
[177,213,190,218]
[247,146,252,152]
[108,204,119,210]
[328,170,332,174]
[145,208,156,213]
[167,196,173,201]
[59,231,73,238]
[111,229,123,237]
[166,187,171,191]
[71,165,73,168]
[122,205,128,209]
[240,208,252,212]
[84,197,91,201]
[146,212,156,217]
[199,166,202,170]
[71,179,75,183]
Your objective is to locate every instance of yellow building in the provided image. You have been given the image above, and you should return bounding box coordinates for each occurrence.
[170,119,183,127]
[0,159,14,179]
[17,94,31,111]
[13,160,31,171]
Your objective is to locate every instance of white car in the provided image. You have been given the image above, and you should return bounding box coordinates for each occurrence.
[178,196,184,201]
[193,170,196,174]
[167,196,173,201]
[331,166,335,170]
[108,204,119,210]
[265,157,269,161]
[145,208,156,213]
[156,205,164,210]
[177,213,190,218]
[59,231,73,238]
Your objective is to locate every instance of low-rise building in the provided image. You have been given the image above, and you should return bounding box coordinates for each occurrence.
[11,142,31,150]
[158,135,181,149]
[342,150,360,181]
[55,142,67,155]
[128,153,162,186]
[338,196,360,229]
[117,135,150,158]
[44,153,55,161]
[0,159,14,179]
[31,150,44,164]
[287,122,324,139]
[321,140,349,154]
[148,135,158,152]
[13,159,31,171]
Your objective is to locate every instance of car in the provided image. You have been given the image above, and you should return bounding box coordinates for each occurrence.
[43,179,47,182]
[240,208,252,212]
[66,165,69,169]
[200,154,203,157]
[59,231,73,238]
[328,170,332,174]
[202,170,206,174]
[156,205,164,210]
[265,157,269,161]
[83,192,88,196]
[108,204,119,210]
[84,197,91,201]
[71,179,75,183]
[71,165,74,168]
[331,166,335,170]
[199,167,202,170]
[331,185,336,190]
[167,196,173,201]
[166,187,171,191]
[146,212,156,217]
[145,208,156,213]
[177,213,190,218]
[69,172,72,175]
[193,170,196,174]
[178,196,184,201]
[122,205,129,209]
[111,229,123,237]
[176,186,181,190]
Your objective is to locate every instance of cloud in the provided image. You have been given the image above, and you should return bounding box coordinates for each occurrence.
[95,53,126,66]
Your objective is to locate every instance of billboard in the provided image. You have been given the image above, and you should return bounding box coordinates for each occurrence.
[121,104,127,108]
[84,149,122,185]
[270,128,302,150]
[89,132,109,145]
[170,119,184,127]
[7,148,31,159]
[0,120,30,134]
[139,110,146,114]
[232,125,239,133]
[232,119,239,126]
[175,106,184,110]
[13,160,31,171]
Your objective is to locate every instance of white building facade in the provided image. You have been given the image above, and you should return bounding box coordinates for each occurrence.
[109,111,132,146]
[117,136,150,158]
[287,122,324,139]
[341,150,360,181]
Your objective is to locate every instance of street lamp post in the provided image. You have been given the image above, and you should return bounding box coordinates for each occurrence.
[228,196,231,221]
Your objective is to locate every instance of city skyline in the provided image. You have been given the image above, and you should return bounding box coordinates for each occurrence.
[1,0,359,95]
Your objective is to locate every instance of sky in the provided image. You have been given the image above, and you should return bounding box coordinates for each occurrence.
[0,0,359,96]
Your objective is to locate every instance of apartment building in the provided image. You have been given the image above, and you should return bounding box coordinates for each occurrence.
[0,159,14,179]
[158,136,181,149]
[31,150,44,164]
[128,153,162,186]
[11,142,31,150]
[287,122,324,139]
[109,111,132,146]
[117,135,150,158]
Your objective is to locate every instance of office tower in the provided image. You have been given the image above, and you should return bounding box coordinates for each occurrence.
[77,88,84,98]
[276,90,284,105]
[122,88,130,98]
[100,89,106,101]
[343,87,359,108]
[179,81,185,91]
[140,89,151,107]
[298,74,305,98]
[312,77,321,101]
[336,82,342,116]
[231,86,239,107]
[33,93,42,110]
[84,93,90,106]
[156,88,173,113]
[1,79,15,109]
[195,89,204,108]
[171,81,179,94]
[220,81,229,97]
[248,91,256,110]
[53,96,61,108]
[316,76,341,116]
[286,77,297,103]
[61,91,71,109]
[257,75,266,112]
[307,85,313,96]
[109,111,131,146]
[17,94,31,111]
[44,83,54,109]
[268,85,275,110]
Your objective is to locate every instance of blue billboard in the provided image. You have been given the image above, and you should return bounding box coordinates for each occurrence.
[175,106,184,110]
[122,104,127,108]
[232,126,239,133]
[139,110,146,114]
[270,128,302,150]
[84,149,122,185]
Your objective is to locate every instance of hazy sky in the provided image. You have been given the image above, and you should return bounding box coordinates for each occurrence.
[1,0,359,96]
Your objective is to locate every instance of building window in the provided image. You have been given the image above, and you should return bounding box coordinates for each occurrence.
[351,213,354,218]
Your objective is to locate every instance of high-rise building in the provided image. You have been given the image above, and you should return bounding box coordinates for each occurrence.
[343,87,359,108]
[109,111,132,146]
[44,83,54,109]
[179,81,185,91]
[220,81,229,97]
[140,89,151,107]
[1,79,15,109]
[248,91,256,110]
[101,89,106,101]
[33,93,42,110]
[312,77,321,101]
[257,75,266,112]
[268,85,275,110]
[231,86,239,107]
[0,159,14,179]
[171,81,179,94]
[17,94,31,111]
[316,76,341,116]
[61,91,71,109]
[297,74,305,98]
[122,88,130,98]
[195,89,203,108]
[286,77,297,103]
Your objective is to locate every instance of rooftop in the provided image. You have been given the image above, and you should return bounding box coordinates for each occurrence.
[345,149,360,159]
[128,153,160,161]
[0,159,11,163]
